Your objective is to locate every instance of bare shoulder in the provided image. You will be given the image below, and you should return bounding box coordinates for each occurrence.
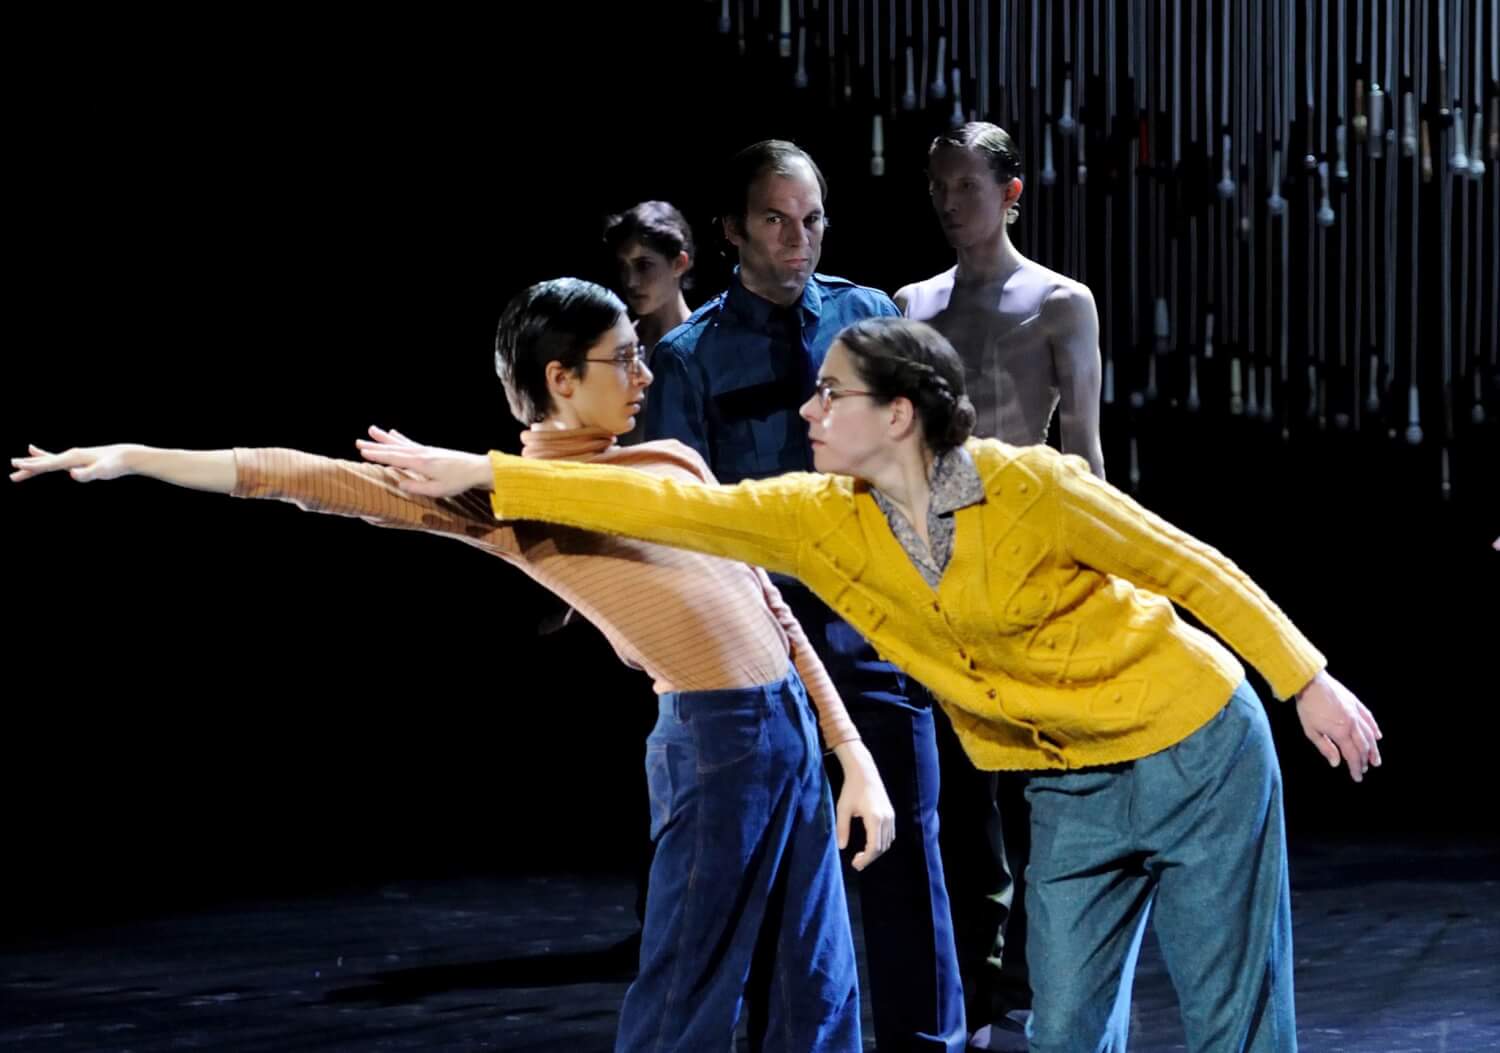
[1029,264,1094,308]
[896,267,958,321]
[1037,272,1098,332]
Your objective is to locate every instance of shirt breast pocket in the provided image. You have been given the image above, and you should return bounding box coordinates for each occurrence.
[711,381,800,475]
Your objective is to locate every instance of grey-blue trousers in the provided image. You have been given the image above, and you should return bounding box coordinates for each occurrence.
[1023,681,1296,1053]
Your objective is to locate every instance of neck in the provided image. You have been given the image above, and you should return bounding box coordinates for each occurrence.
[867,442,937,535]
[533,414,620,436]
[739,269,805,307]
[521,421,616,459]
[954,228,1023,285]
[636,293,691,346]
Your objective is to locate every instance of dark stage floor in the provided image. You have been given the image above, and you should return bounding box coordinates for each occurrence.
[3,837,1496,1052]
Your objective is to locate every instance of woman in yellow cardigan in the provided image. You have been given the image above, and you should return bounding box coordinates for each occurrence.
[353,316,1381,1053]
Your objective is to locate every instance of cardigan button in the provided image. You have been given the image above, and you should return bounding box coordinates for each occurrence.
[986,688,997,699]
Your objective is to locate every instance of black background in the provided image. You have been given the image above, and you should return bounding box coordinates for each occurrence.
[6,4,1496,933]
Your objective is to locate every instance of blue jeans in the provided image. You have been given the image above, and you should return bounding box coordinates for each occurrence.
[933,701,1030,1023]
[615,669,860,1053]
[777,577,968,1053]
[845,691,969,1053]
[1023,681,1296,1053]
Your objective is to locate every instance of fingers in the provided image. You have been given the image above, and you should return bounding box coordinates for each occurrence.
[1299,677,1384,783]
[1307,725,1342,770]
[366,425,418,448]
[1355,702,1383,769]
[1359,726,1380,772]
[355,440,421,467]
[848,802,895,871]
[11,447,80,483]
[1332,696,1380,782]
[1315,712,1372,782]
[1332,724,1370,783]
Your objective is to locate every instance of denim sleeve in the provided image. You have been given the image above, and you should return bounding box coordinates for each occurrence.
[867,290,903,318]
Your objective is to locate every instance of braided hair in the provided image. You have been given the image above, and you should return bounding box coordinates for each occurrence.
[835,318,976,451]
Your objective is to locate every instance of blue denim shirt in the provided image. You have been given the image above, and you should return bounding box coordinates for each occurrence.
[643,269,901,483]
[643,269,912,706]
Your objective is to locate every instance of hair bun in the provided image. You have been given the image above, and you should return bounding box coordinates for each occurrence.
[945,396,977,446]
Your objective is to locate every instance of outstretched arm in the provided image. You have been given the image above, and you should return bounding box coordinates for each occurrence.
[12,444,236,491]
[1053,453,1381,781]
[15,430,512,550]
[356,435,813,578]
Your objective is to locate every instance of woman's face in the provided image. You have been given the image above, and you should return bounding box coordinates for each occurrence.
[554,314,654,435]
[799,341,896,478]
[616,238,686,318]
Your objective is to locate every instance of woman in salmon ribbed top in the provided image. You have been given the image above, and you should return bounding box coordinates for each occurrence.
[12,280,897,1053]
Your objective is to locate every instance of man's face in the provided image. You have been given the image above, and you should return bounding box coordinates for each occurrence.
[927,146,1018,251]
[725,159,826,305]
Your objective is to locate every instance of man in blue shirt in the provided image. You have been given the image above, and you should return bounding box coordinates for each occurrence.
[644,140,969,1053]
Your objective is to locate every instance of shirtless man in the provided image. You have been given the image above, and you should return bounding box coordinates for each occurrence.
[896,122,1105,480]
[895,122,1105,1052]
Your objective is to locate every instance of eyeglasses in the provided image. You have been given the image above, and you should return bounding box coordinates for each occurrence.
[584,343,648,376]
[813,377,876,412]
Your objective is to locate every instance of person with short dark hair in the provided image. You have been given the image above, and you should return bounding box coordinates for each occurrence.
[12,277,897,1053]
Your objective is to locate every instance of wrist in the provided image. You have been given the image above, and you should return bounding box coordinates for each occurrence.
[472,452,495,491]
[831,738,870,771]
[1295,669,1328,702]
[119,444,151,476]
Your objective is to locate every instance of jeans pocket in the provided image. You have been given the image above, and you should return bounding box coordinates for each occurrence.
[690,706,768,773]
[645,747,673,841]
